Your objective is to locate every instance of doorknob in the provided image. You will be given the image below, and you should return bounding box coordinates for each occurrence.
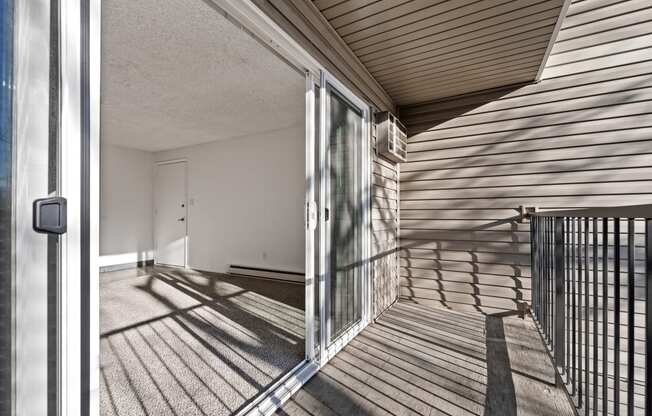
[178,217,185,222]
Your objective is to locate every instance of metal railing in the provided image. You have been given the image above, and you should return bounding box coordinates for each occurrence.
[530,205,652,416]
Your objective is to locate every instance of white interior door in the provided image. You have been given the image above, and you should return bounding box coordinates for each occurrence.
[154,161,187,267]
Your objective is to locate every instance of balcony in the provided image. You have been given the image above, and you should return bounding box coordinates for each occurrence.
[279,204,652,415]
[279,301,574,416]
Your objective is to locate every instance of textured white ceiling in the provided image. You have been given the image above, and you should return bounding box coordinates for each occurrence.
[101,0,304,152]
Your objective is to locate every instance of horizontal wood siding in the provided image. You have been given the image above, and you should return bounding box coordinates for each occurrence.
[399,3,652,410]
[372,150,399,318]
[252,0,394,111]
[312,0,567,105]
[399,0,652,316]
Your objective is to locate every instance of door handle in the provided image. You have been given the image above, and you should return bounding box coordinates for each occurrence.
[178,217,185,222]
[33,196,67,234]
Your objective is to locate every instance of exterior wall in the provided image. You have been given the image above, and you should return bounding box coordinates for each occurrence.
[372,151,399,318]
[399,0,652,314]
[251,0,394,112]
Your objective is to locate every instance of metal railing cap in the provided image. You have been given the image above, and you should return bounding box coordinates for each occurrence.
[529,204,652,219]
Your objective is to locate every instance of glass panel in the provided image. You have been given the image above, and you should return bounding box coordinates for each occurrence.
[328,87,363,340]
[0,1,14,413]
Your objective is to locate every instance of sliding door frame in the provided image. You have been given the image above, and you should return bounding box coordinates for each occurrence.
[13,1,59,414]
[305,72,318,363]
[13,0,98,414]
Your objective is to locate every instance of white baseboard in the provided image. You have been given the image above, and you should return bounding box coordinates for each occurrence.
[99,251,154,271]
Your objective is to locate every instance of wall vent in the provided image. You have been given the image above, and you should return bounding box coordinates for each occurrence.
[374,111,407,163]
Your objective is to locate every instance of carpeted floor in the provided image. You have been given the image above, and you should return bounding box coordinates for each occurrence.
[100,265,304,416]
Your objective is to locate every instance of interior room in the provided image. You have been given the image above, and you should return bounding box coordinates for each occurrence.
[98,1,306,414]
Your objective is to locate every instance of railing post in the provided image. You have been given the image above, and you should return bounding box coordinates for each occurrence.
[554,216,565,369]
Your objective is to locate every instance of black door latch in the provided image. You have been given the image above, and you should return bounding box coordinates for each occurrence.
[33,197,67,235]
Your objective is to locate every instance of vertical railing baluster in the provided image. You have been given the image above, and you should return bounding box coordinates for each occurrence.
[555,217,566,368]
[614,218,620,416]
[602,218,608,415]
[627,218,634,416]
[548,216,551,342]
[578,217,584,408]
[548,217,552,343]
[535,217,539,318]
[538,217,542,321]
[585,217,590,416]
[548,218,555,342]
[540,216,543,323]
[532,217,537,320]
[536,217,539,319]
[572,217,577,396]
[553,216,556,345]
[543,218,547,340]
[547,218,555,346]
[567,217,571,380]
[593,217,599,416]
[540,216,544,326]
[544,216,547,334]
[547,217,551,342]
[540,218,544,330]
[551,217,555,345]
[646,219,652,416]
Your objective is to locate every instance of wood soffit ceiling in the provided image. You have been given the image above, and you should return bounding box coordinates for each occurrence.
[312,0,568,107]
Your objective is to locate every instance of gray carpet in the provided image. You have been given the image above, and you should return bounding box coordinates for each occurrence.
[100,265,304,416]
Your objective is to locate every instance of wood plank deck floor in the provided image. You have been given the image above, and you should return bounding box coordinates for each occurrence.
[278,301,576,416]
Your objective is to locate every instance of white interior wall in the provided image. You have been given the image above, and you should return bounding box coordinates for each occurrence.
[153,125,305,274]
[100,126,305,273]
[99,144,154,267]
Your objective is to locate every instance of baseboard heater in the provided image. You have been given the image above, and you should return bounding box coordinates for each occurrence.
[228,264,304,284]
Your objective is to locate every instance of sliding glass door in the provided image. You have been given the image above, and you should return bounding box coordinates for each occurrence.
[327,89,363,338]
[319,71,371,361]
